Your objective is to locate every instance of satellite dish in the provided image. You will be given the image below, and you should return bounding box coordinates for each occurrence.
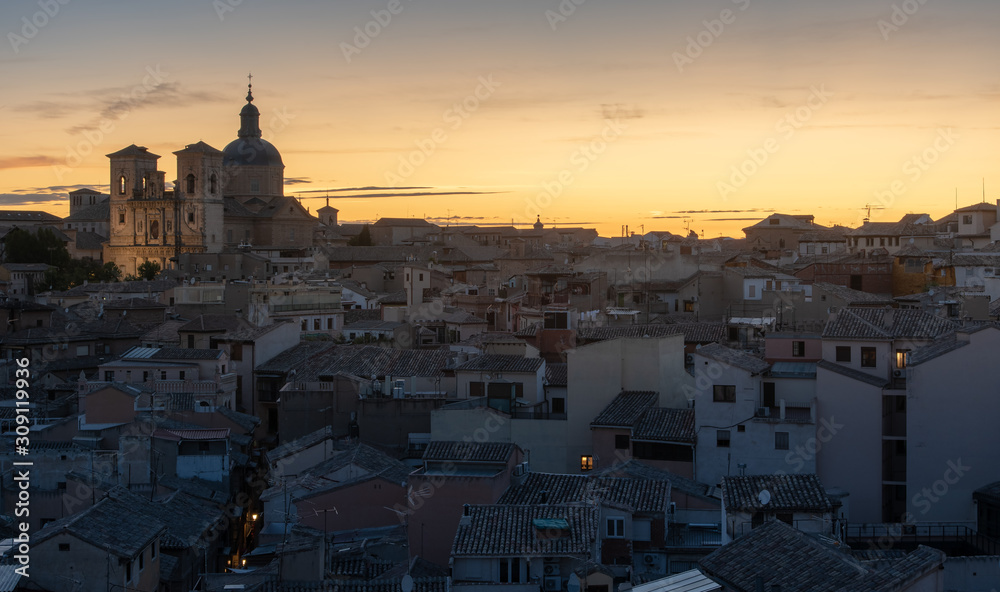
[401,575,414,592]
[758,490,771,506]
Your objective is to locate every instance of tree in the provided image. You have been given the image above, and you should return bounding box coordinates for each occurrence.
[137,260,161,281]
[3,227,70,266]
[348,224,373,246]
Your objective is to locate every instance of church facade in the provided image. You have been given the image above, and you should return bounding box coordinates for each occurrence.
[103,83,316,275]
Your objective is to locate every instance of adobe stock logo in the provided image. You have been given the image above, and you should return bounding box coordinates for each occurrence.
[716,85,834,200]
[7,0,72,54]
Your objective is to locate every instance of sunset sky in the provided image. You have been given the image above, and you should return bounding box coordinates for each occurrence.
[2,0,998,238]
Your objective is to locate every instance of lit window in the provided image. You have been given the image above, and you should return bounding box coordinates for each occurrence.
[580,455,593,471]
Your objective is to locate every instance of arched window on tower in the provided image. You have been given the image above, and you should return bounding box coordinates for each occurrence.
[210,174,218,194]
[119,176,127,195]
[186,174,196,194]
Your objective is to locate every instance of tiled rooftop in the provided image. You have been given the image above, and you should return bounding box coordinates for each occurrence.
[722,474,831,512]
[591,390,658,428]
[693,343,770,374]
[498,471,670,513]
[699,520,944,592]
[452,504,597,557]
[455,354,544,374]
[261,443,412,502]
[545,362,568,386]
[422,441,516,463]
[34,491,166,558]
[633,408,696,443]
[822,307,956,340]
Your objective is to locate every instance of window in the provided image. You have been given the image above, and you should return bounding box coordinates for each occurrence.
[963,215,973,224]
[151,541,156,558]
[160,371,167,380]
[126,561,132,582]
[231,346,242,361]
[210,173,218,194]
[179,371,185,380]
[861,347,877,368]
[187,334,195,348]
[769,218,780,225]
[775,432,789,450]
[762,382,775,407]
[59,543,70,551]
[737,424,746,433]
[580,455,593,471]
[835,346,851,362]
[419,273,424,281]
[188,211,195,223]
[105,371,114,381]
[250,179,260,193]
[717,430,731,448]
[499,558,522,584]
[76,345,89,356]
[327,318,334,330]
[552,398,565,414]
[895,349,910,369]
[748,284,756,298]
[713,385,736,403]
[792,341,805,357]
[314,319,321,330]
[606,517,625,538]
[119,175,127,194]
[119,212,126,224]
[186,174,195,194]
[615,435,630,450]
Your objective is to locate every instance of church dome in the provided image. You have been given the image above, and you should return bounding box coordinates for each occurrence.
[222,137,284,167]
[222,82,284,168]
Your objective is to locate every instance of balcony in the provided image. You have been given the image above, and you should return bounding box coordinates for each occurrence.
[272,302,343,313]
[753,405,813,423]
[84,373,237,395]
[846,522,1000,555]
[666,524,722,548]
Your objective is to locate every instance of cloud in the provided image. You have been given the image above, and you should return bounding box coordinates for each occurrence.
[16,80,229,136]
[672,209,774,214]
[323,190,506,200]
[704,217,765,222]
[0,156,62,170]
[64,82,228,136]
[296,186,432,194]
[284,177,312,185]
[0,194,65,207]
[15,184,108,194]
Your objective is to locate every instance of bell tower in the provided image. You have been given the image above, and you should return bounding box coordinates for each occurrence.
[174,142,225,254]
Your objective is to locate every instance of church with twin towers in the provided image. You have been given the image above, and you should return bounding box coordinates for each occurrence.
[101,80,317,275]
